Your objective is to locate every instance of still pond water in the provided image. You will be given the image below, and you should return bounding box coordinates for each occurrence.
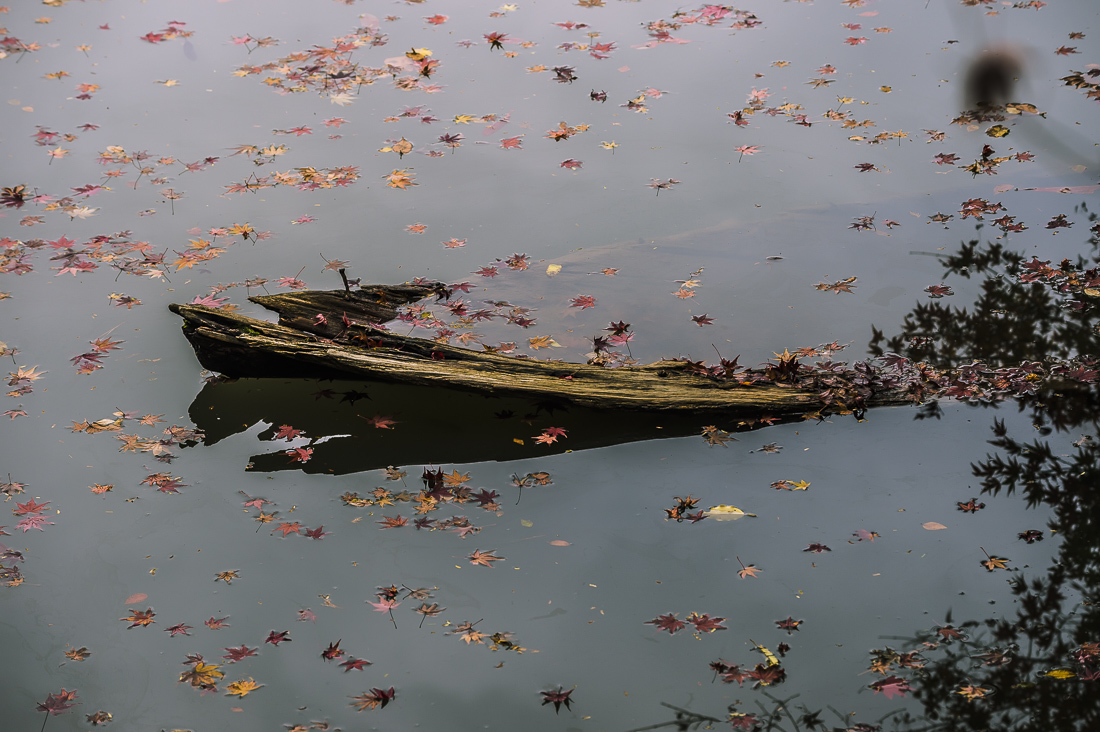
[2,0,1099,730]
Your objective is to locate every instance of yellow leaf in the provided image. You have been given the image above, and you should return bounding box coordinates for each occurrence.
[546,264,562,276]
[1042,668,1076,680]
[754,643,780,667]
[705,505,757,521]
[225,677,263,697]
[880,85,892,93]
[986,125,1010,138]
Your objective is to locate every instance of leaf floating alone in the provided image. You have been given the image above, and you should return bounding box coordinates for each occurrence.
[922,522,948,530]
[468,549,504,567]
[736,556,762,579]
[540,686,575,714]
[705,505,757,521]
[954,683,992,701]
[350,686,395,711]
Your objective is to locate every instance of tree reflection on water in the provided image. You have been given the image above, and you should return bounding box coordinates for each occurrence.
[870,205,1100,731]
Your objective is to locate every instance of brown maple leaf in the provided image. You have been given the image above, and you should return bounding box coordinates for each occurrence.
[121,608,156,628]
[378,515,408,529]
[736,556,761,578]
[468,549,503,567]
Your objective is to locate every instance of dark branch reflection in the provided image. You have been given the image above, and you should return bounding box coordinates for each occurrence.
[872,205,1100,731]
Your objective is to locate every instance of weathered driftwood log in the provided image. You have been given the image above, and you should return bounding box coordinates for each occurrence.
[169,284,910,414]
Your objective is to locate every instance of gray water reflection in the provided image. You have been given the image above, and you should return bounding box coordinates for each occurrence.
[2,0,1098,729]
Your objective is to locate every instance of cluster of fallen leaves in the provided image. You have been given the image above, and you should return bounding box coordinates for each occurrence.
[336,466,551,536]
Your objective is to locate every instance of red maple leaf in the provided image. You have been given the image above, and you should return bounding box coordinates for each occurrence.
[540,686,575,714]
[776,616,802,634]
[870,675,911,699]
[747,662,786,687]
[205,616,230,630]
[17,515,54,532]
[272,521,303,537]
[340,656,372,672]
[265,630,291,645]
[321,640,345,661]
[688,613,727,633]
[222,644,258,662]
[691,313,714,326]
[570,295,596,309]
[274,424,301,440]
[804,543,831,553]
[304,525,330,539]
[285,447,313,463]
[165,623,192,636]
[350,686,395,711]
[500,136,523,149]
[36,688,79,716]
[13,498,50,515]
[362,414,397,429]
[645,613,685,634]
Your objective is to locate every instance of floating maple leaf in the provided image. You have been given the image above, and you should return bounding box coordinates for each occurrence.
[17,515,54,532]
[265,630,290,645]
[340,656,372,672]
[350,686,395,711]
[36,688,79,717]
[646,613,686,635]
[468,549,504,567]
[540,686,575,714]
[954,683,991,701]
[734,144,760,162]
[285,447,313,463]
[179,655,225,689]
[225,677,263,697]
[647,177,682,195]
[121,608,156,628]
[870,675,911,699]
[737,557,762,578]
[980,547,1010,572]
[321,640,345,661]
[688,612,727,633]
[925,284,954,298]
[222,645,258,663]
[957,498,985,513]
[776,617,802,634]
